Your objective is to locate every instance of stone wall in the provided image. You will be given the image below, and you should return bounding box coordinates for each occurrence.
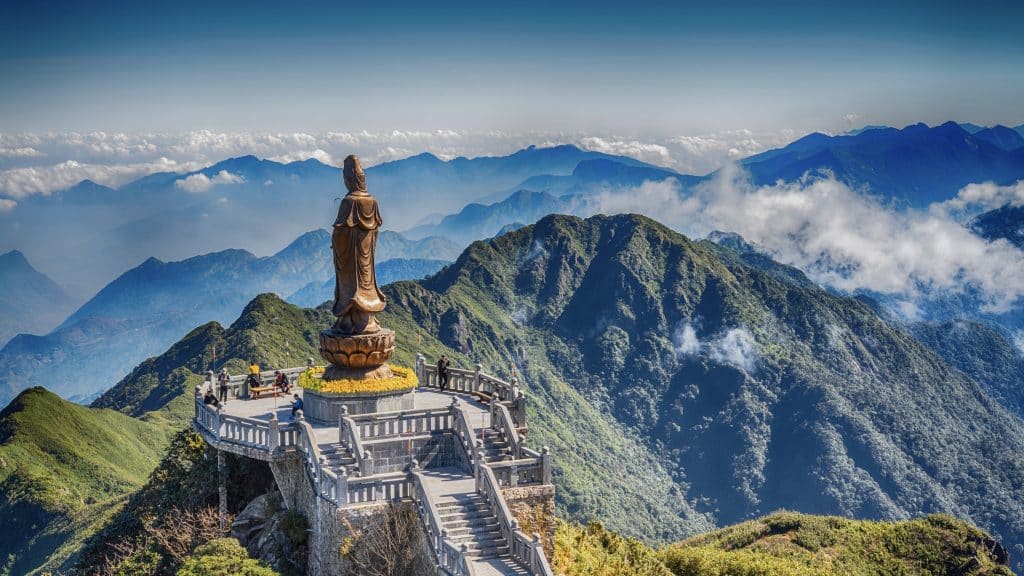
[270,456,439,575]
[503,484,557,559]
[303,388,416,423]
[366,431,469,474]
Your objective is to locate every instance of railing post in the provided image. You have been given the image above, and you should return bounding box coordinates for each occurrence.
[510,376,519,402]
[269,413,280,451]
[541,445,552,485]
[337,468,348,507]
[214,406,223,440]
[363,450,373,476]
[374,478,384,502]
[474,363,482,393]
[489,393,497,428]
[338,405,348,444]
[416,353,425,383]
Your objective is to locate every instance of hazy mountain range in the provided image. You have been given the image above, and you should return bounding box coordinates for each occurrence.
[0,146,667,298]
[741,122,1024,206]
[4,212,1024,573]
[0,250,75,346]
[0,230,457,407]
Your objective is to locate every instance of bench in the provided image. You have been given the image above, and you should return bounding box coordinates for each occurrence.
[251,385,279,399]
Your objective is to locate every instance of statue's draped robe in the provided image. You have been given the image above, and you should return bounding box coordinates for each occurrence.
[332,192,386,325]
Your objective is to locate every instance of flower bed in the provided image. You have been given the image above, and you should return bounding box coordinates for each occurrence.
[298,365,417,395]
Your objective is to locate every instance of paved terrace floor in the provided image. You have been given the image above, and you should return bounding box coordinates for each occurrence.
[214,387,492,451]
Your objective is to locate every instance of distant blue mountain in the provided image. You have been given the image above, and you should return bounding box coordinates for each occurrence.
[971,203,1024,249]
[405,189,577,244]
[959,123,987,134]
[368,145,670,226]
[287,257,451,308]
[0,250,75,347]
[0,228,454,406]
[973,125,1024,151]
[742,122,1024,206]
[2,146,668,299]
[410,158,692,244]
[844,124,890,136]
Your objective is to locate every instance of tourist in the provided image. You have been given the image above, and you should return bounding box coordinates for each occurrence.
[246,362,262,392]
[437,354,450,391]
[275,370,290,394]
[218,368,230,403]
[290,394,304,419]
[203,389,220,408]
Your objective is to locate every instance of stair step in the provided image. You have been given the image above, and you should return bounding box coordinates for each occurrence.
[467,545,510,558]
[440,510,494,522]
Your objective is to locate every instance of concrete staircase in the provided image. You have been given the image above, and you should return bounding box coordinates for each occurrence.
[420,468,530,575]
[480,428,511,463]
[318,441,357,474]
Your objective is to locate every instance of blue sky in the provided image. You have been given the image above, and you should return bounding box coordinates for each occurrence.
[2,0,1022,135]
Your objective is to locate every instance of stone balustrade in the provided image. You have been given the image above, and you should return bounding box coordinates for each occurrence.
[411,468,477,576]
[193,359,554,575]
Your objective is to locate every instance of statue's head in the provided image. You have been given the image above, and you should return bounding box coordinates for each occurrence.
[342,155,367,193]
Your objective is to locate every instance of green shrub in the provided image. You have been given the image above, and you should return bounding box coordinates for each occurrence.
[176,538,277,576]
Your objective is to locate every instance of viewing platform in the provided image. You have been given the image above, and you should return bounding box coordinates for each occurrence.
[193,355,554,576]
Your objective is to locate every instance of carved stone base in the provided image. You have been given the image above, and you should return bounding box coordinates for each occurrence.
[319,328,394,369]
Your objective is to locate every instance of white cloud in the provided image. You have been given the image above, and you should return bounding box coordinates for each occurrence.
[269,148,334,165]
[709,328,760,372]
[174,170,245,193]
[1013,331,1024,357]
[576,137,676,168]
[0,157,203,198]
[940,180,1024,214]
[673,321,701,358]
[590,167,1024,312]
[0,198,16,212]
[0,146,45,158]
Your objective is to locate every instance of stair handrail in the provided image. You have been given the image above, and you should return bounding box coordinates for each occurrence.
[452,403,481,468]
[409,466,477,576]
[295,414,325,488]
[339,410,366,473]
[493,402,522,458]
[478,463,554,576]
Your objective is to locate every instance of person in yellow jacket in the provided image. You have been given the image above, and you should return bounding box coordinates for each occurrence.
[249,363,260,375]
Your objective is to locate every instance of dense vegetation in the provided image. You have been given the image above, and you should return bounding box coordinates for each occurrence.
[0,388,174,575]
[5,212,1024,574]
[381,213,1024,571]
[554,512,1013,576]
[75,430,275,575]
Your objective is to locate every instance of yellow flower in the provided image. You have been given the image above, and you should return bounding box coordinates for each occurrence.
[298,365,418,394]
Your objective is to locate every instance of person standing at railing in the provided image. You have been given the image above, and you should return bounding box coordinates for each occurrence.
[437,354,450,391]
[217,368,230,403]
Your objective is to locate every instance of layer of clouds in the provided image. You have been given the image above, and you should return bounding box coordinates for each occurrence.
[0,128,802,199]
[0,198,15,212]
[174,170,245,193]
[0,158,205,198]
[592,169,1024,312]
[941,180,1024,214]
